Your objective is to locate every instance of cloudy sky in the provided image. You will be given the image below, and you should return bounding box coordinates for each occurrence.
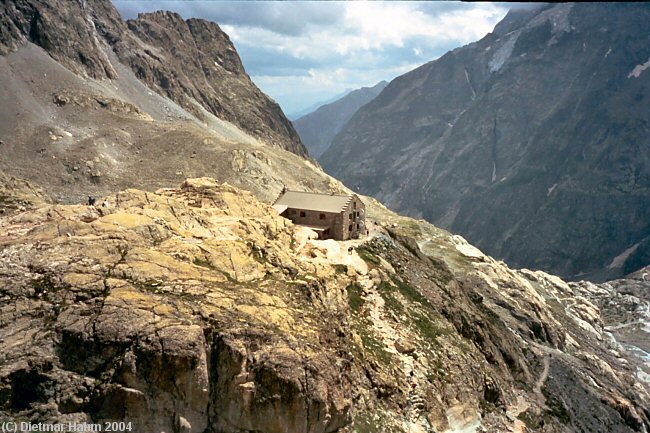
[114,1,512,116]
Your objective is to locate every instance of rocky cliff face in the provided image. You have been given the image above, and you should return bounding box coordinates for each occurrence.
[570,264,650,385]
[293,81,388,158]
[0,0,306,156]
[322,3,650,281]
[0,177,648,432]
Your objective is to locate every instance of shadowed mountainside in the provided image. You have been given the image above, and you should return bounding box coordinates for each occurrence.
[322,3,650,282]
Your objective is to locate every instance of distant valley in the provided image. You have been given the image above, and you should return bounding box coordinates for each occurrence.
[292,81,387,158]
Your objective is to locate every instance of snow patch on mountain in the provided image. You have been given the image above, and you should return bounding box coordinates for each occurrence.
[628,57,650,78]
[489,34,518,72]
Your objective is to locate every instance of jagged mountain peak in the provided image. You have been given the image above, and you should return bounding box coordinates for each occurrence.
[0,0,307,156]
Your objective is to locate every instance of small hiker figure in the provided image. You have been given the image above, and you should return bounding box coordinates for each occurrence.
[87,196,96,206]
[102,200,109,208]
[409,371,417,391]
[347,246,354,255]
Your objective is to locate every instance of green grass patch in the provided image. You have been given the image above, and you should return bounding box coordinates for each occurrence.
[391,276,430,308]
[347,284,364,313]
[396,219,423,238]
[356,246,381,265]
[412,311,448,344]
[378,278,448,346]
[377,281,405,316]
[358,324,392,365]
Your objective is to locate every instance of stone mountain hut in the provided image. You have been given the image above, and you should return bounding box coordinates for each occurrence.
[272,189,366,240]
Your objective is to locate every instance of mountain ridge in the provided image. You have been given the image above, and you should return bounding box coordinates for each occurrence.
[288,88,354,120]
[0,0,334,206]
[0,0,307,157]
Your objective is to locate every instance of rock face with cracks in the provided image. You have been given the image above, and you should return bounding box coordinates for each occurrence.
[0,177,648,433]
[0,178,350,433]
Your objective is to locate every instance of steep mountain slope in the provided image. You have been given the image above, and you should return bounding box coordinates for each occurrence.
[0,177,648,432]
[322,3,650,281]
[0,0,306,157]
[571,264,650,384]
[293,81,388,158]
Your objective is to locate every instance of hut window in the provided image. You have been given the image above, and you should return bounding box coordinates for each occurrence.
[349,213,353,219]
[348,225,352,231]
[319,213,325,220]
[300,211,306,217]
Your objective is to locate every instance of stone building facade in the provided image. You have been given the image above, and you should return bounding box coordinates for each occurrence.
[272,190,366,241]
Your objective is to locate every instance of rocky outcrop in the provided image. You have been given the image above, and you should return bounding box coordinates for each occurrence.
[0,178,648,432]
[0,0,307,156]
[293,81,387,158]
[0,0,119,79]
[569,266,650,386]
[322,3,650,281]
[0,178,351,432]
[0,171,49,215]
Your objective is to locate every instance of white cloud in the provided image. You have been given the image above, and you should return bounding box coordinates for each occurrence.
[228,2,509,113]
[252,62,422,115]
